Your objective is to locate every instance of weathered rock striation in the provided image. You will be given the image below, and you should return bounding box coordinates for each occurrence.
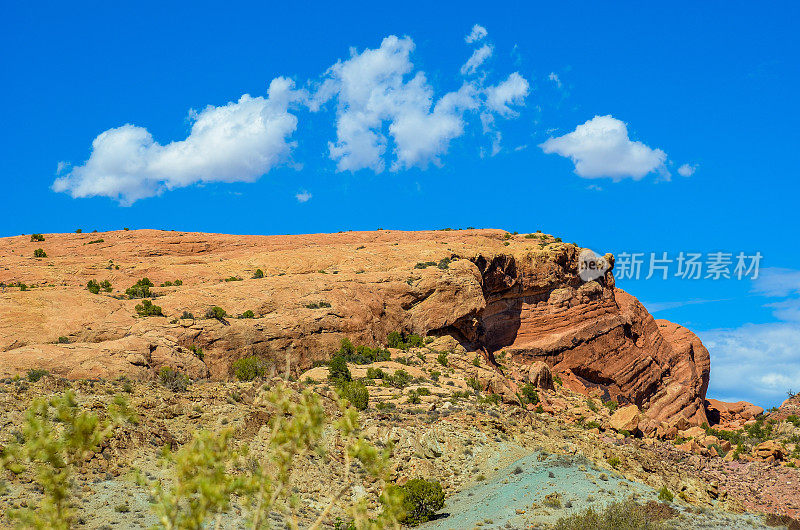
[0,228,711,427]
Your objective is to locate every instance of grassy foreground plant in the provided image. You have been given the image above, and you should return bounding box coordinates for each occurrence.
[148,382,404,529]
[0,390,135,529]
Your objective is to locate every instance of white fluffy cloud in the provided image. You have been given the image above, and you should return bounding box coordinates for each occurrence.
[54,28,529,203]
[53,78,300,204]
[700,323,800,405]
[677,163,696,177]
[313,34,527,172]
[461,44,493,75]
[465,24,488,43]
[295,190,312,203]
[539,115,668,180]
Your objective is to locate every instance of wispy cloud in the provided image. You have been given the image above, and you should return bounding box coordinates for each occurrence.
[701,323,800,406]
[295,190,312,203]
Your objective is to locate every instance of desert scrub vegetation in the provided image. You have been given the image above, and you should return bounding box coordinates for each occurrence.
[232,356,270,381]
[520,383,540,406]
[26,368,50,382]
[398,478,444,526]
[334,338,390,364]
[30,233,45,242]
[205,306,228,321]
[553,498,664,529]
[158,367,190,392]
[146,382,404,529]
[305,301,332,309]
[126,277,154,298]
[0,390,135,529]
[239,309,255,319]
[33,248,47,258]
[338,380,369,410]
[252,268,264,278]
[135,299,164,317]
[86,279,112,294]
[386,331,424,350]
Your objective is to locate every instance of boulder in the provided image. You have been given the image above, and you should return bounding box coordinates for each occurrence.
[526,361,555,391]
[753,440,784,461]
[609,404,640,433]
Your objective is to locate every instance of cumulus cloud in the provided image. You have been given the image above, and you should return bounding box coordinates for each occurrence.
[465,24,488,43]
[312,35,528,172]
[700,323,800,405]
[295,190,312,203]
[461,44,493,75]
[539,115,668,180]
[54,28,529,203]
[53,78,301,204]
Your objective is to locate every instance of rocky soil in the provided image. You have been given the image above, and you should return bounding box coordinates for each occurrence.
[1,337,798,528]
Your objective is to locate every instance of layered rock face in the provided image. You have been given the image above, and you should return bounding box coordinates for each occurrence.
[0,229,710,427]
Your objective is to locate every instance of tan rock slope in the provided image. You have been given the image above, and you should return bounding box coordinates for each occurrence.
[0,228,711,427]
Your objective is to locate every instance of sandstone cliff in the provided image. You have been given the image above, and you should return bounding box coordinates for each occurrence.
[0,228,710,427]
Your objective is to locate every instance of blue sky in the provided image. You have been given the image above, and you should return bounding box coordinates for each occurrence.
[2,1,798,407]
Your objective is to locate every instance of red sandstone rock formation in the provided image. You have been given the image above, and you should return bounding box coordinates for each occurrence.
[0,228,712,426]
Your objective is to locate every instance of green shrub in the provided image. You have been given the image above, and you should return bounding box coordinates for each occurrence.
[253,269,264,279]
[437,257,451,269]
[416,387,431,396]
[239,310,255,319]
[126,278,154,298]
[30,233,45,242]
[206,306,227,320]
[414,261,437,269]
[657,485,673,502]
[339,380,369,410]
[99,280,112,292]
[160,281,173,287]
[430,370,441,382]
[305,301,332,309]
[75,228,82,233]
[399,478,445,526]
[158,367,190,392]
[608,456,621,469]
[135,299,163,317]
[189,345,204,361]
[437,351,448,367]
[328,355,352,383]
[26,368,49,382]
[87,238,104,244]
[87,279,101,294]
[223,276,243,282]
[521,383,539,405]
[174,280,183,286]
[366,367,385,379]
[57,336,69,344]
[604,400,619,413]
[386,331,424,350]
[232,356,269,381]
[386,369,412,389]
[466,376,481,392]
[407,390,421,404]
[33,248,47,258]
[181,311,194,319]
[387,331,403,348]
